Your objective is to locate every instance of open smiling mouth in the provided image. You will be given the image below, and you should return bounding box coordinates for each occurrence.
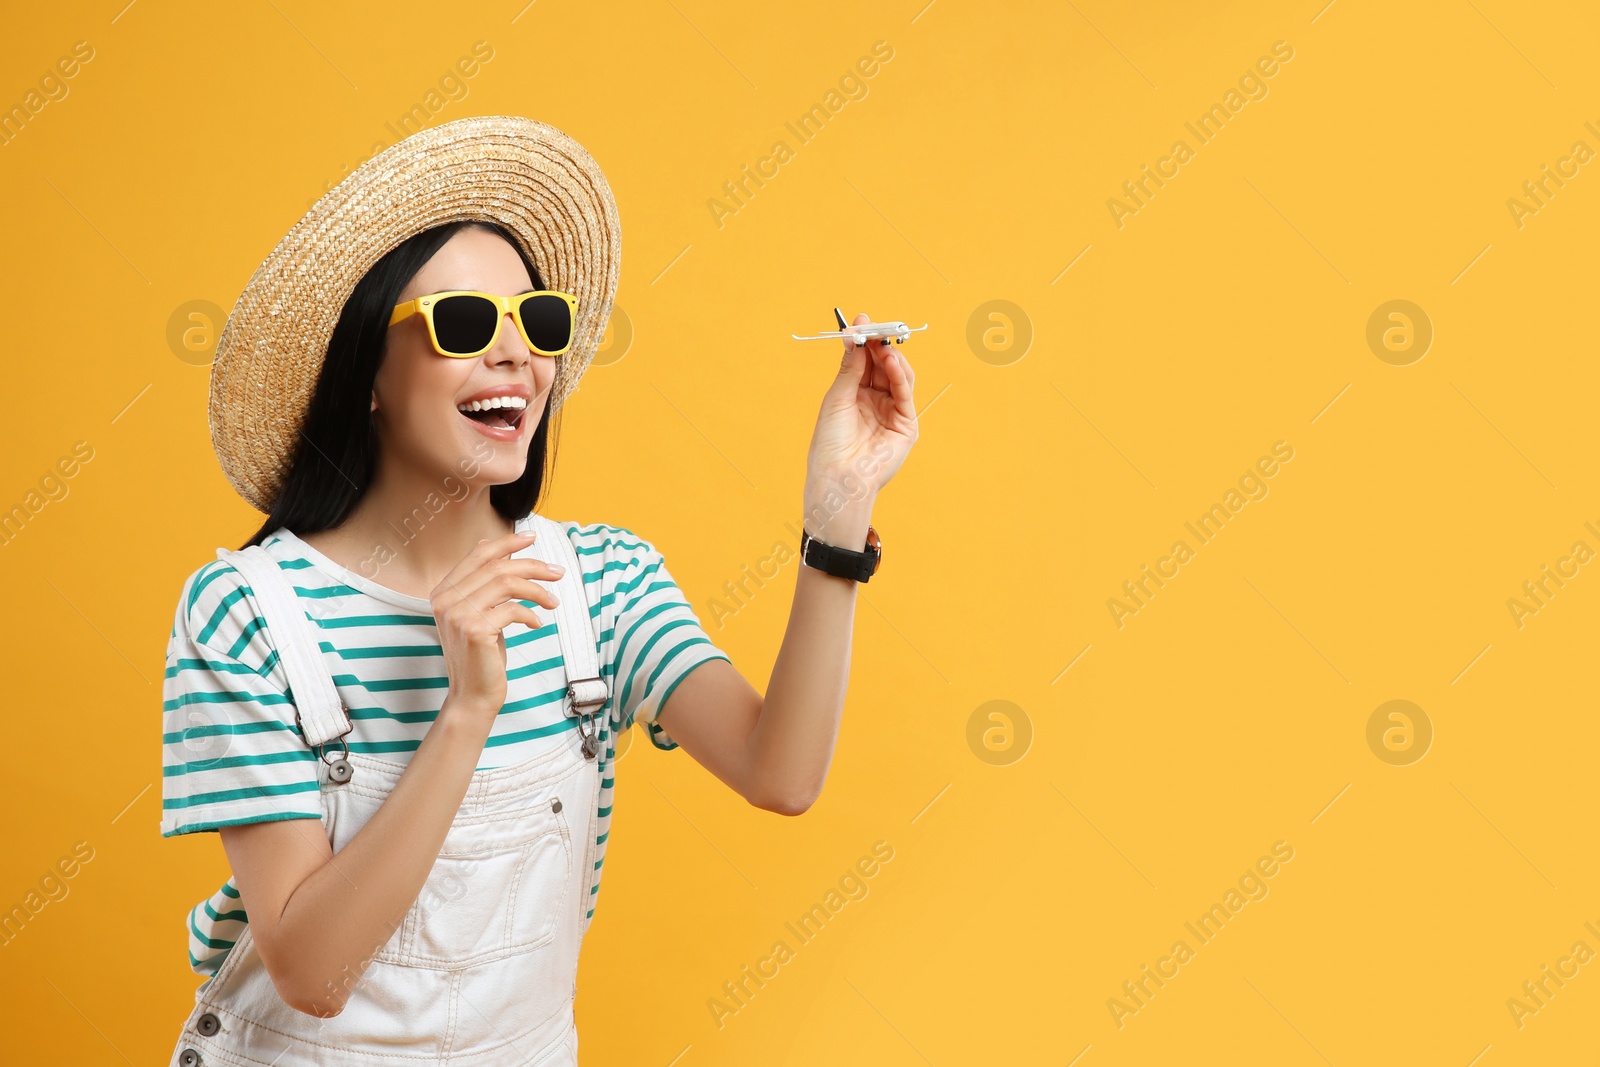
[456,397,528,433]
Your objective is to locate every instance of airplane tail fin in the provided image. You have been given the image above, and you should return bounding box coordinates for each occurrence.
[834,307,848,330]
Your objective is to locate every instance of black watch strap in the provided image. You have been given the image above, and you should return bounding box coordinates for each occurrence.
[800,525,881,583]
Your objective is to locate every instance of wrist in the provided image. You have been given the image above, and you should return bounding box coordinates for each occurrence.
[439,695,496,733]
[803,467,875,518]
[801,495,875,550]
[799,514,881,584]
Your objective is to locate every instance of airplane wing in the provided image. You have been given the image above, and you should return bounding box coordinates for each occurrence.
[794,308,855,340]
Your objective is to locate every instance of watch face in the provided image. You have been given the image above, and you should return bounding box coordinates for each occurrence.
[866,525,881,574]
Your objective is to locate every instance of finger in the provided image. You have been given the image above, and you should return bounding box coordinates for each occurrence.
[837,325,870,381]
[865,336,896,391]
[861,340,887,391]
[498,574,563,612]
[840,312,868,355]
[881,345,917,420]
[888,342,914,389]
[436,531,539,596]
[465,570,563,614]
[483,599,546,632]
[441,556,560,609]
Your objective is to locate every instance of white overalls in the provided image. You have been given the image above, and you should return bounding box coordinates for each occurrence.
[168,513,607,1067]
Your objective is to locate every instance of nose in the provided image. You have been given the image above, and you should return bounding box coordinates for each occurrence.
[486,309,530,367]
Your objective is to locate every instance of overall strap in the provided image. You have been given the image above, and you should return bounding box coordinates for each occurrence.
[216,544,352,750]
[522,515,609,752]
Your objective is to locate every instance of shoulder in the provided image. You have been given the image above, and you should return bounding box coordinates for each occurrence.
[171,536,302,674]
[554,520,678,610]
[560,520,658,565]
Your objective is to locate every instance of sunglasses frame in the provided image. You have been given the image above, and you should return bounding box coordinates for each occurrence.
[389,289,579,358]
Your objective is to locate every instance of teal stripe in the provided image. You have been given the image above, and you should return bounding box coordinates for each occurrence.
[166,656,267,680]
[347,705,441,725]
[197,585,253,645]
[328,642,443,660]
[162,780,321,810]
[506,622,559,650]
[590,561,664,618]
[295,583,363,600]
[335,673,449,693]
[163,688,292,712]
[189,908,234,950]
[162,810,323,837]
[508,652,564,680]
[618,616,706,721]
[223,617,268,661]
[572,524,650,555]
[204,898,247,923]
[499,686,570,715]
[162,718,296,745]
[164,749,315,776]
[479,716,579,749]
[646,723,679,751]
[187,561,237,613]
[313,613,436,630]
[608,559,668,610]
[583,558,647,594]
[350,739,428,754]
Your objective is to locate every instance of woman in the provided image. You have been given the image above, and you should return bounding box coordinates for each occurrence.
[161,116,917,1065]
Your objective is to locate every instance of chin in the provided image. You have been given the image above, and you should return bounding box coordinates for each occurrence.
[482,456,530,484]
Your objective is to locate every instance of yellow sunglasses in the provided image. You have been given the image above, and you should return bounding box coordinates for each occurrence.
[389,289,579,358]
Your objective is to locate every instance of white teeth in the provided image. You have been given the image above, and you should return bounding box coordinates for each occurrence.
[456,395,529,412]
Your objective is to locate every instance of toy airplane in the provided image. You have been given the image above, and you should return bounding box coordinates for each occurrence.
[792,307,929,346]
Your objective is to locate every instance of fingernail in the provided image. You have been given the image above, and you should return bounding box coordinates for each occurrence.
[549,564,566,575]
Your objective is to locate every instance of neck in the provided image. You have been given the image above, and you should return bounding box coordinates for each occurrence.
[320,462,518,597]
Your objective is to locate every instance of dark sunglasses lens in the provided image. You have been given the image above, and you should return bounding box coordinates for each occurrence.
[518,295,573,353]
[431,294,499,354]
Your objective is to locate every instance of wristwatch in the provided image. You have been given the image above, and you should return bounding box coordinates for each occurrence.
[800,524,882,583]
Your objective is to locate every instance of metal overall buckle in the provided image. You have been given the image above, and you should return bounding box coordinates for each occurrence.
[296,705,355,783]
[565,676,608,760]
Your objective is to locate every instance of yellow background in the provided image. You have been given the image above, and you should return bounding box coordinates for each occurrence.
[1,0,1596,1062]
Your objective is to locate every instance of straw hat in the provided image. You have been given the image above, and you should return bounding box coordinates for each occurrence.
[208,115,621,514]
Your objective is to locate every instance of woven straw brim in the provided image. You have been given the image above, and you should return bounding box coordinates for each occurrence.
[208,115,621,514]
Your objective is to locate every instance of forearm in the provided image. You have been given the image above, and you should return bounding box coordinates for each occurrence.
[274,706,489,1015]
[745,490,876,812]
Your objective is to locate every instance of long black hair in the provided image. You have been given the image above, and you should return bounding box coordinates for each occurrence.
[242,219,559,549]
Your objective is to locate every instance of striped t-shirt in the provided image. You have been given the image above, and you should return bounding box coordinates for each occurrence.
[161,520,730,979]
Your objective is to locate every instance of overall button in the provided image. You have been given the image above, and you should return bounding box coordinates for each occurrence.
[195,1012,221,1036]
[551,797,563,813]
[179,1049,203,1066]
